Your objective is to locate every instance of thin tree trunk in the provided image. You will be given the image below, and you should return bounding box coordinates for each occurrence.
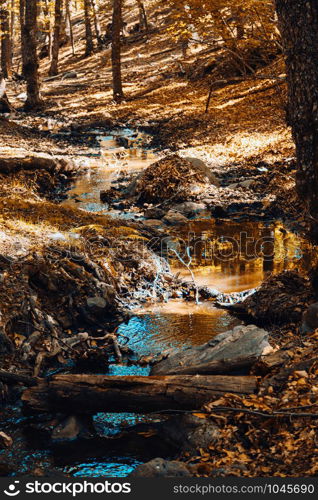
[234,7,244,40]
[10,0,15,63]
[43,0,53,60]
[111,0,124,102]
[90,0,102,49]
[66,0,75,55]
[137,0,148,32]
[84,0,94,56]
[49,0,63,75]
[23,0,43,110]
[275,0,318,228]
[1,1,12,78]
[19,0,28,76]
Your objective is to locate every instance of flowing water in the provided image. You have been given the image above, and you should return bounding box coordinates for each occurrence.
[1,128,313,478]
[62,128,157,215]
[62,131,310,358]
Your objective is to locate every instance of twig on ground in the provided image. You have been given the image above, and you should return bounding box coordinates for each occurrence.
[149,406,318,419]
[171,247,199,304]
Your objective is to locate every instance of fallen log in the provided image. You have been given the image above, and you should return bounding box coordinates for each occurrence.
[22,374,257,414]
[0,369,37,386]
[151,324,271,376]
[126,83,164,101]
[254,350,290,375]
[0,156,75,175]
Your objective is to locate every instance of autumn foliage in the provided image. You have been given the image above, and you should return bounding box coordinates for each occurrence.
[166,0,280,75]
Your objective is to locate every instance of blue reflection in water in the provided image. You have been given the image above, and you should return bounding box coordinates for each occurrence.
[93,409,155,438]
[108,365,150,376]
[117,310,240,357]
[64,458,142,477]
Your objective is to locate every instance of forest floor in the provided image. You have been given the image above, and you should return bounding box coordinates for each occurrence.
[6,0,294,156]
[3,0,302,225]
[0,0,317,479]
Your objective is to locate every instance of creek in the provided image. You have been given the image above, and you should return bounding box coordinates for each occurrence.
[0,128,313,477]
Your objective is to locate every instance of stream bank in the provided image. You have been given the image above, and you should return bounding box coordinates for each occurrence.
[0,125,317,478]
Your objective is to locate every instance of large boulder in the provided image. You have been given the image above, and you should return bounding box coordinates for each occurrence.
[51,415,94,443]
[162,210,188,226]
[170,201,207,216]
[151,324,270,375]
[130,458,191,477]
[127,154,219,204]
[301,302,318,333]
[0,155,76,175]
[163,414,220,454]
[184,157,220,186]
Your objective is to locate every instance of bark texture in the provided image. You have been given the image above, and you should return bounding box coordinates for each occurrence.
[137,0,148,32]
[19,0,28,76]
[111,0,124,102]
[90,0,102,49]
[22,0,43,109]
[49,0,63,76]
[0,1,12,78]
[22,374,257,413]
[43,0,52,59]
[275,0,318,220]
[84,0,94,56]
[66,0,75,55]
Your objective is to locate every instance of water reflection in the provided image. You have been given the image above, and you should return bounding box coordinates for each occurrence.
[62,129,157,213]
[64,458,142,477]
[167,219,313,289]
[115,220,315,354]
[119,305,241,355]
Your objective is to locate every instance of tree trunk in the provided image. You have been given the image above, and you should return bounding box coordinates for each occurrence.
[90,0,102,49]
[22,374,257,414]
[111,0,124,102]
[42,0,53,60]
[275,0,318,226]
[137,0,148,32]
[1,1,12,78]
[22,0,43,110]
[84,0,94,57]
[10,0,15,60]
[234,8,244,40]
[49,0,63,75]
[19,0,28,76]
[66,0,75,55]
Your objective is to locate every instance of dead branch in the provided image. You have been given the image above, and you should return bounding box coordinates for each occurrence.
[148,405,318,419]
[126,83,164,101]
[205,75,286,113]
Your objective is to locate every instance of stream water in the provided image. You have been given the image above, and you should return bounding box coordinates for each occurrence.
[0,128,313,478]
[61,129,310,356]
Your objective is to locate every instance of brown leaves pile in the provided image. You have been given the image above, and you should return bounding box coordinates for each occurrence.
[242,271,314,326]
[185,332,318,477]
[131,154,210,204]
